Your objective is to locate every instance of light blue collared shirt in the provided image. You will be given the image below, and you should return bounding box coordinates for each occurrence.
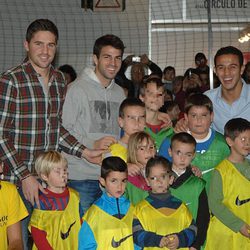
[205,79,250,134]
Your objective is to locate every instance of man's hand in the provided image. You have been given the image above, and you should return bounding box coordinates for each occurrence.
[174,117,189,133]
[94,136,117,150]
[21,175,46,208]
[140,54,150,65]
[127,163,142,177]
[239,223,250,238]
[82,148,106,165]
[158,112,172,129]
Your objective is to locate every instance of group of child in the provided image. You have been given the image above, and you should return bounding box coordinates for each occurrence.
[2,75,250,249]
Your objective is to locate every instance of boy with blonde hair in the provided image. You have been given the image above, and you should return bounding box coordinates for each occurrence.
[29,151,82,250]
[206,118,250,250]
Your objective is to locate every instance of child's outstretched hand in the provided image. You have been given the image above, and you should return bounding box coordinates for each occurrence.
[166,234,179,250]
[239,223,250,238]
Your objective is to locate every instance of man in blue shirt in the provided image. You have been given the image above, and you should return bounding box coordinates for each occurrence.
[205,46,250,134]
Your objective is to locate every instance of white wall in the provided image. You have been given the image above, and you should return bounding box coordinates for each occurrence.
[0,0,149,73]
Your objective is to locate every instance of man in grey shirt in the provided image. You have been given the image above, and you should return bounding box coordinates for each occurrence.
[62,34,126,211]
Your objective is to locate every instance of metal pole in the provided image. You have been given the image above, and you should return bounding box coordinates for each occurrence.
[207,0,214,89]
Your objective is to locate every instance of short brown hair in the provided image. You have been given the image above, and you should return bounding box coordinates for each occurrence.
[184,93,213,114]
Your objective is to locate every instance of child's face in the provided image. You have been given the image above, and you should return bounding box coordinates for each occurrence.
[136,138,156,166]
[226,130,250,159]
[164,70,175,82]
[99,171,128,198]
[146,164,173,194]
[169,141,195,172]
[42,163,68,193]
[141,82,164,112]
[185,106,213,139]
[118,106,146,137]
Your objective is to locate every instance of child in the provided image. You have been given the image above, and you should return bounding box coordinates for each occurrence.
[140,77,173,151]
[159,93,230,191]
[134,156,197,249]
[29,151,82,250]
[160,101,183,127]
[104,97,146,162]
[79,156,169,249]
[0,162,28,250]
[169,132,210,250]
[126,131,156,205]
[206,118,250,250]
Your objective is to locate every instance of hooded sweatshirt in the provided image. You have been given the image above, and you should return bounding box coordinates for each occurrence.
[62,66,125,180]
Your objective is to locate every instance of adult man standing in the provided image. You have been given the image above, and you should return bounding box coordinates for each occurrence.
[0,19,103,249]
[62,34,126,211]
[176,46,250,136]
[205,46,250,134]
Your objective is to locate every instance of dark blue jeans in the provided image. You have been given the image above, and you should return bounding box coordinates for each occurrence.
[18,187,33,250]
[68,179,102,213]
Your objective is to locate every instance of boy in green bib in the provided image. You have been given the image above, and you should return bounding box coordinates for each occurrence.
[169,132,210,250]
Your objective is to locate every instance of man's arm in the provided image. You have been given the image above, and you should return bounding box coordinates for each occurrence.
[60,85,107,164]
[0,75,30,180]
[7,222,24,250]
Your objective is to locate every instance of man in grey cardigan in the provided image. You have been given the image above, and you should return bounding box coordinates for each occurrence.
[62,34,126,211]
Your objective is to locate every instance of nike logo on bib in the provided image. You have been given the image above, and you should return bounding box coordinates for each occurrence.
[235,196,250,206]
[111,234,133,248]
[61,221,76,240]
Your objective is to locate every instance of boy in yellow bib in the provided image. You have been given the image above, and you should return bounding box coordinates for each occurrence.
[0,174,28,250]
[104,97,146,162]
[206,118,250,250]
[29,151,82,250]
[79,156,170,249]
[134,156,197,249]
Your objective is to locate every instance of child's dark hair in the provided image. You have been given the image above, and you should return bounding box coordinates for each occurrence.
[58,64,77,82]
[224,118,250,140]
[171,132,196,149]
[184,93,213,114]
[101,156,128,179]
[214,46,243,67]
[119,98,145,118]
[145,156,172,178]
[140,77,164,96]
[163,66,175,75]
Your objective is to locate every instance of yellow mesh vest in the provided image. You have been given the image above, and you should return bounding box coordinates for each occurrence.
[109,142,127,162]
[135,200,192,250]
[84,204,134,249]
[29,188,81,250]
[205,159,250,250]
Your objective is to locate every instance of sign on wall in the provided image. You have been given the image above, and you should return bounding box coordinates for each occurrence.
[81,0,126,11]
